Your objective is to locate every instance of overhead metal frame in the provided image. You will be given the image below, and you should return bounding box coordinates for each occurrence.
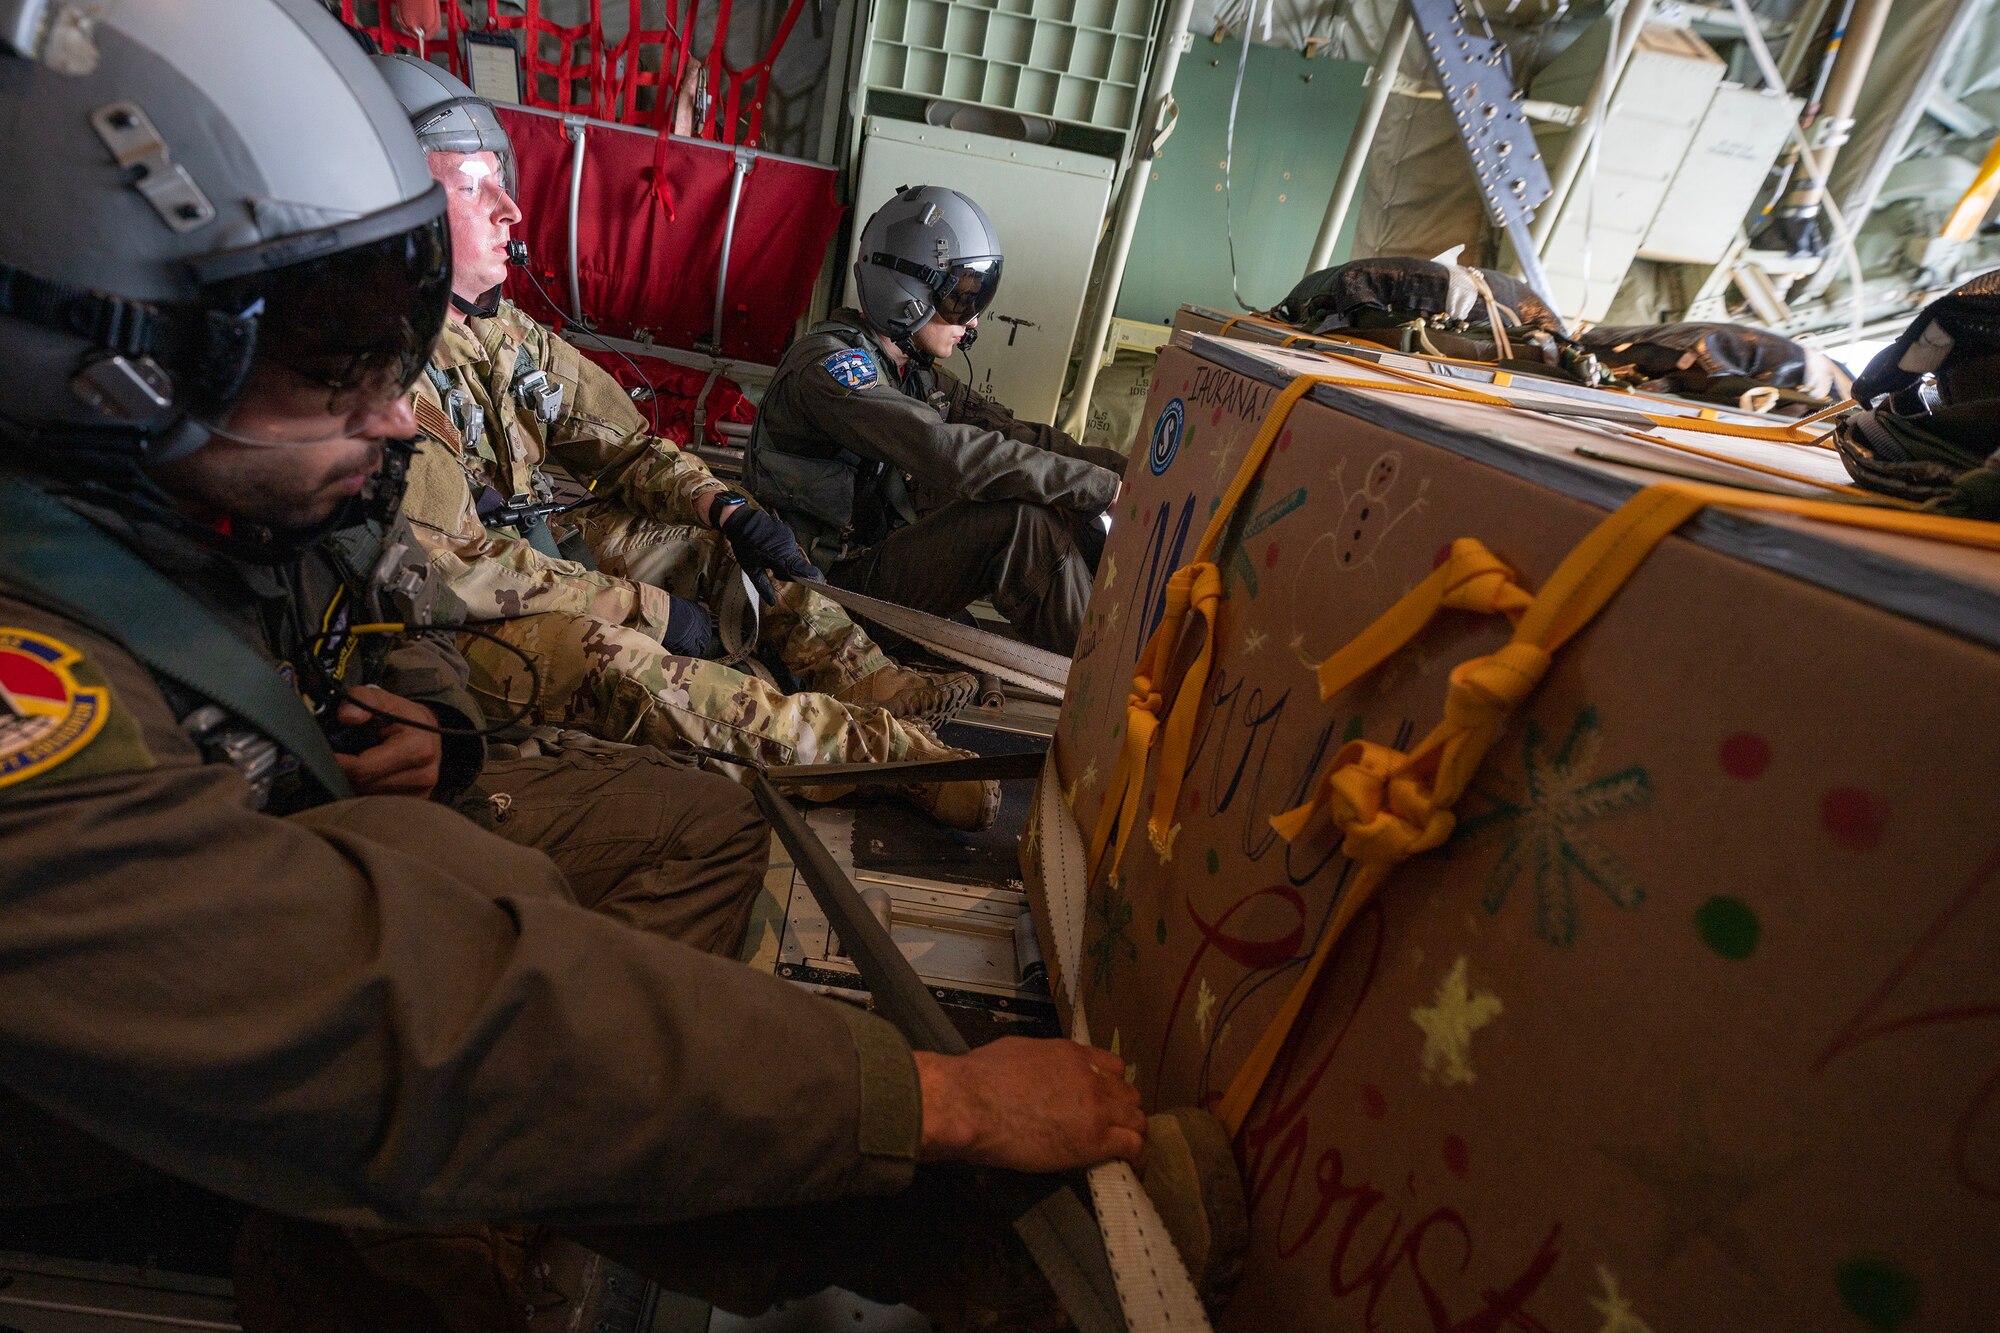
[1405,0,1563,324]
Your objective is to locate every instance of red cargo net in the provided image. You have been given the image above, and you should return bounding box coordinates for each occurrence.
[694,0,812,147]
[604,0,696,132]
[478,0,607,118]
[497,106,842,366]
[356,2,811,145]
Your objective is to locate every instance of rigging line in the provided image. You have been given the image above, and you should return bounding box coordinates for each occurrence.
[1222,0,1272,312]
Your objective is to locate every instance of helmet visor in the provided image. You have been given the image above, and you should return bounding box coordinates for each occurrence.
[931,256,1003,326]
[434,145,518,201]
[411,96,518,194]
[188,193,452,443]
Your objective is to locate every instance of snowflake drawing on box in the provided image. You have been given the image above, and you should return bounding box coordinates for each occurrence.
[1212,478,1307,599]
[1087,877,1139,992]
[1454,706,1653,947]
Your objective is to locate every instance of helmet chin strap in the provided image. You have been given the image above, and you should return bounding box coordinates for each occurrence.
[142,415,215,465]
[451,282,504,320]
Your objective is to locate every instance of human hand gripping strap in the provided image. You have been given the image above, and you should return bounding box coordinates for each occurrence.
[1031,751,1215,1333]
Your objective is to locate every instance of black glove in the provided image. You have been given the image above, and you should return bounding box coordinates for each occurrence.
[662,594,720,658]
[717,496,823,584]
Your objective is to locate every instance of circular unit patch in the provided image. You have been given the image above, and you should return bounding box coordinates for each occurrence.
[1149,397,1186,476]
[0,628,111,790]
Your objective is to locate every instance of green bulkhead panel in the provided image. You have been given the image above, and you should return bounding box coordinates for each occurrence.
[1114,43,1371,325]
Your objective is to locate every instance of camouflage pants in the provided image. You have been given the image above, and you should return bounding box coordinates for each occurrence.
[579,507,888,695]
[460,611,930,768]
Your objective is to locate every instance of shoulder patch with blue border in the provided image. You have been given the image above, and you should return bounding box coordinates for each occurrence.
[0,628,113,790]
[821,347,879,391]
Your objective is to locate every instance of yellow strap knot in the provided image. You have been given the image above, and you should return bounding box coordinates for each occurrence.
[1073,354,2000,1141]
[1215,485,1722,1138]
[1442,640,1551,729]
[1319,741,1456,865]
[1312,539,1535,705]
[1088,373,1353,886]
[1436,539,1536,618]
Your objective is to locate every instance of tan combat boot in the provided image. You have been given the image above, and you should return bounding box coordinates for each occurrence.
[896,721,1001,833]
[838,662,982,730]
[1138,1107,1249,1312]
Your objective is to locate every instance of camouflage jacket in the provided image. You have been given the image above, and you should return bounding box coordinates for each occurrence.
[401,303,728,633]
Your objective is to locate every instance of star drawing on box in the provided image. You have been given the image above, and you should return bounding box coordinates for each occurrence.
[1087,878,1138,993]
[1597,1084,1808,1277]
[1411,955,1503,1085]
[1454,706,1652,947]
[1590,1266,1654,1333]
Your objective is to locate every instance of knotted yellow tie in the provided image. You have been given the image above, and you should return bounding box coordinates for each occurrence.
[1213,485,1709,1132]
[1081,360,2000,1138]
[1087,373,1346,884]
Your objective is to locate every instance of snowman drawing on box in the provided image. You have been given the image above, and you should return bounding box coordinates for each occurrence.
[1288,451,1429,666]
[1333,452,1428,572]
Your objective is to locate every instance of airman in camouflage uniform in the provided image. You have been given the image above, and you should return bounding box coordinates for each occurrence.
[399,312,995,826]
[406,300,914,702]
[375,62,989,823]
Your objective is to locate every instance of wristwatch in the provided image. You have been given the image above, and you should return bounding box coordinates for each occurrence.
[710,490,751,527]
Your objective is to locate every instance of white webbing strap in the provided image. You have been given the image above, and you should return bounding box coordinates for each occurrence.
[1032,750,1214,1332]
[809,580,1071,699]
[713,566,790,685]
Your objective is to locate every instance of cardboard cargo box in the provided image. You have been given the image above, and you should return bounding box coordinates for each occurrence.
[1029,330,2000,1331]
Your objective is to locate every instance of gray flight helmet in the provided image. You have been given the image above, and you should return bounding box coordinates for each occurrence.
[373,52,517,194]
[853,185,1003,340]
[0,0,450,460]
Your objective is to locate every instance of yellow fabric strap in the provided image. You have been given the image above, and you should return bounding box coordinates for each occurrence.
[1086,373,1340,884]
[1214,485,1705,1134]
[1213,477,2000,1136]
[1622,430,1882,498]
[1081,354,2000,1134]
[1310,539,1535,703]
[1306,347,1837,448]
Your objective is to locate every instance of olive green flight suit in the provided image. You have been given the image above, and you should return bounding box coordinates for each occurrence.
[0,474,1044,1318]
[747,311,1127,654]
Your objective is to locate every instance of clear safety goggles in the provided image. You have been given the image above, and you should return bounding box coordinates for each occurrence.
[182,188,452,446]
[414,97,520,196]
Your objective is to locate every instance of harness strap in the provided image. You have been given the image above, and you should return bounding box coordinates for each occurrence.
[748,771,1137,1333]
[0,485,352,800]
[808,580,1070,700]
[1026,753,1216,1332]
